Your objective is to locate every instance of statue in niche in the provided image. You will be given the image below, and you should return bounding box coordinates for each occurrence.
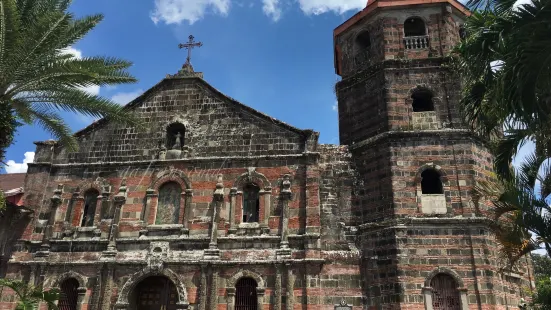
[172,132,182,150]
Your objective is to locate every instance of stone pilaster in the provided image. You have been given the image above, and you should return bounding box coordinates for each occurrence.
[199,265,208,310]
[256,288,265,310]
[38,184,63,254]
[260,186,272,234]
[104,180,127,256]
[226,287,236,310]
[182,189,193,234]
[209,267,219,310]
[205,175,223,260]
[228,188,238,235]
[142,188,156,223]
[274,265,282,310]
[285,264,294,310]
[277,175,292,258]
[101,265,115,310]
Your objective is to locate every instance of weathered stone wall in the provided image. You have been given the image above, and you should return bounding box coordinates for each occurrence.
[33,78,317,165]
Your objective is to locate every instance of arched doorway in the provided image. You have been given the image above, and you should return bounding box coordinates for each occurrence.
[235,278,258,310]
[58,278,79,310]
[431,274,460,310]
[134,276,178,310]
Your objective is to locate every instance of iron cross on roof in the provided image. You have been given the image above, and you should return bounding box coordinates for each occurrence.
[178,35,203,66]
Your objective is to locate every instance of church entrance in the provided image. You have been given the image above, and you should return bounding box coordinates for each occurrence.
[135,276,178,310]
[235,278,258,310]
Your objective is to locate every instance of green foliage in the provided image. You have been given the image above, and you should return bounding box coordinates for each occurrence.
[0,0,141,154]
[0,190,5,211]
[455,0,551,179]
[532,254,551,279]
[0,278,59,310]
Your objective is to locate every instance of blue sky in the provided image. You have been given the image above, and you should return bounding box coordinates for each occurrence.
[4,0,375,173]
[2,0,535,173]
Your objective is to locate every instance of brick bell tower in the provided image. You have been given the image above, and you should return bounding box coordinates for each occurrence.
[334,0,534,309]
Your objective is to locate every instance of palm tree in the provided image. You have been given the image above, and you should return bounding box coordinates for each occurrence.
[0,0,140,164]
[472,152,551,267]
[455,0,551,178]
[0,278,59,310]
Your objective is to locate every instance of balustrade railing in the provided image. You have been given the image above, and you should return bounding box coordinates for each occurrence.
[404,35,429,50]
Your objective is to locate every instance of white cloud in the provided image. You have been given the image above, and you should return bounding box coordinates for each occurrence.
[151,0,231,25]
[263,0,282,21]
[111,89,144,105]
[5,152,34,174]
[60,47,100,96]
[332,101,338,111]
[297,0,366,15]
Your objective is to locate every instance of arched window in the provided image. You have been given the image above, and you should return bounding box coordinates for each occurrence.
[81,189,99,227]
[58,278,79,310]
[156,182,182,225]
[354,30,371,65]
[236,278,258,310]
[134,276,177,310]
[242,183,260,223]
[421,169,443,194]
[411,88,434,112]
[404,17,426,37]
[166,123,186,150]
[431,274,460,310]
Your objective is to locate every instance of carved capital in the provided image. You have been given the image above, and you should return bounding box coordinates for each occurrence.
[280,174,292,200]
[213,174,225,201]
[229,188,238,197]
[185,189,193,197]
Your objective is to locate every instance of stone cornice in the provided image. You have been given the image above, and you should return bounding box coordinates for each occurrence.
[28,152,321,169]
[348,129,487,151]
[10,258,326,266]
[356,216,493,232]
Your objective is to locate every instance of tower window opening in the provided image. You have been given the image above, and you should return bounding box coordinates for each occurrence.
[354,30,371,65]
[421,169,443,194]
[411,88,434,112]
[242,183,260,223]
[166,123,186,150]
[404,17,426,37]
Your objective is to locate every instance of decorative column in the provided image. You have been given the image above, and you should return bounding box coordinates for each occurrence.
[256,288,266,310]
[422,287,434,310]
[277,175,292,258]
[274,265,282,310]
[104,179,127,256]
[181,189,193,235]
[199,265,208,310]
[285,264,294,310]
[205,175,223,260]
[99,185,111,220]
[228,188,238,235]
[209,267,219,310]
[39,184,63,253]
[260,186,272,234]
[28,264,38,287]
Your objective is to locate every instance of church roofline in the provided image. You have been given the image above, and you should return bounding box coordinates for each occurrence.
[36,75,317,144]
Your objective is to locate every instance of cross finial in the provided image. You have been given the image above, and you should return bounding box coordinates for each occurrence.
[178,35,203,66]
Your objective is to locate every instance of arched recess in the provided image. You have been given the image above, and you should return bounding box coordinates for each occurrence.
[230,169,272,232]
[49,271,88,289]
[115,267,189,309]
[415,164,449,215]
[144,169,193,226]
[226,270,266,310]
[66,178,111,227]
[227,270,266,289]
[422,268,468,310]
[415,164,449,186]
[404,16,427,37]
[49,271,88,310]
[407,85,439,113]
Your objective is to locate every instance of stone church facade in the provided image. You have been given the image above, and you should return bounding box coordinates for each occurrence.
[0,0,535,310]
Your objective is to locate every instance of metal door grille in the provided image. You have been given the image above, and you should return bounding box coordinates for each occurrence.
[431,274,460,310]
[136,277,178,310]
[235,278,258,310]
[59,279,79,310]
